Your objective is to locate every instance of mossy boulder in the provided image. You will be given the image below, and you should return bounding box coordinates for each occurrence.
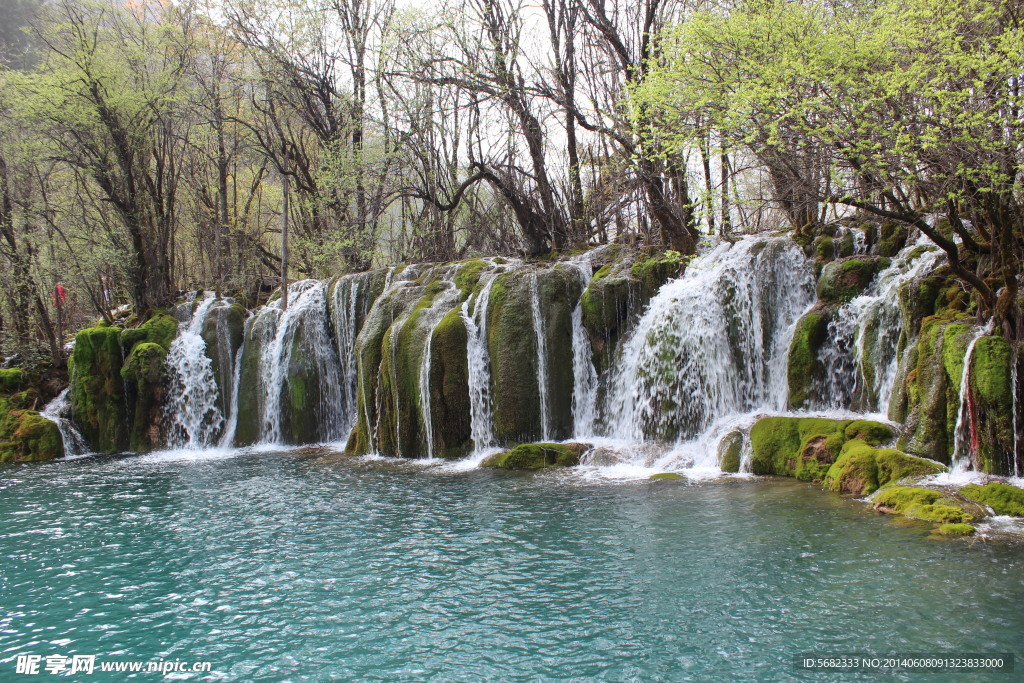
[960,482,1024,517]
[120,314,178,352]
[872,486,976,523]
[876,222,909,257]
[717,430,744,473]
[120,342,169,452]
[786,309,829,409]
[650,472,685,480]
[0,368,26,393]
[480,442,589,470]
[0,393,64,462]
[70,325,129,453]
[935,523,975,536]
[749,416,894,481]
[897,313,967,464]
[817,257,889,304]
[823,440,943,496]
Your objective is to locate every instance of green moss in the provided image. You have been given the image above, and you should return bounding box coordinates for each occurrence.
[786,312,827,409]
[69,325,128,453]
[960,482,1024,517]
[872,486,973,523]
[717,431,743,473]
[969,336,1015,474]
[0,401,64,462]
[873,448,943,483]
[480,442,584,470]
[843,420,895,445]
[0,368,26,393]
[877,222,908,257]
[817,257,889,304]
[630,250,682,295]
[824,441,880,495]
[814,236,834,260]
[120,314,178,352]
[455,260,487,296]
[935,523,975,536]
[429,308,472,458]
[120,342,167,385]
[650,472,684,480]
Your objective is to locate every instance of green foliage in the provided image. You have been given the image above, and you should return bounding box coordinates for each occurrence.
[480,442,585,470]
[960,483,1024,517]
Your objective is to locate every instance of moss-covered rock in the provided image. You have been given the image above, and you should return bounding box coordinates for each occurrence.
[817,257,889,304]
[786,310,828,409]
[749,416,894,480]
[968,336,1015,474]
[480,442,588,470]
[876,222,908,258]
[486,267,580,445]
[823,440,942,496]
[70,325,129,453]
[200,302,247,418]
[580,248,677,375]
[0,392,64,462]
[0,368,26,393]
[650,472,685,480]
[120,314,178,352]
[120,342,169,452]
[717,431,744,473]
[872,486,976,523]
[427,308,472,458]
[960,482,1024,517]
[935,523,975,536]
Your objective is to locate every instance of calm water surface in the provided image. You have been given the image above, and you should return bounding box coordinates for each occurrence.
[2,449,1023,681]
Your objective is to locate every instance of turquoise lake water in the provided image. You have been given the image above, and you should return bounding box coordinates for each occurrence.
[2,449,1023,681]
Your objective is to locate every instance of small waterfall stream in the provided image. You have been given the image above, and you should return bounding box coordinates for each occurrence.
[165,294,224,449]
[814,236,943,414]
[529,272,551,441]
[462,274,500,454]
[950,321,995,476]
[569,257,598,439]
[41,388,89,456]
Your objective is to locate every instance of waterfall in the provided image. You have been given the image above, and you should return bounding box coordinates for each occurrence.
[950,321,995,475]
[164,294,224,449]
[419,319,437,459]
[529,272,551,441]
[41,388,88,456]
[254,280,345,445]
[569,258,598,439]
[218,332,246,448]
[462,275,499,453]
[331,275,367,438]
[814,236,943,413]
[605,236,816,442]
[1013,344,1021,479]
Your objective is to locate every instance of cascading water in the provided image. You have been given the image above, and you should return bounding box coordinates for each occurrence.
[331,274,369,438]
[605,236,816,443]
[570,271,599,440]
[462,274,499,453]
[529,272,551,441]
[813,236,943,414]
[41,388,88,456]
[950,321,995,476]
[165,294,224,449]
[252,280,345,445]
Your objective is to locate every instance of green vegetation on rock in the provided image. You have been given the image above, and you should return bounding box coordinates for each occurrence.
[960,482,1024,517]
[480,442,588,470]
[817,257,889,304]
[786,311,827,409]
[935,523,975,536]
[872,486,974,523]
[0,390,64,462]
